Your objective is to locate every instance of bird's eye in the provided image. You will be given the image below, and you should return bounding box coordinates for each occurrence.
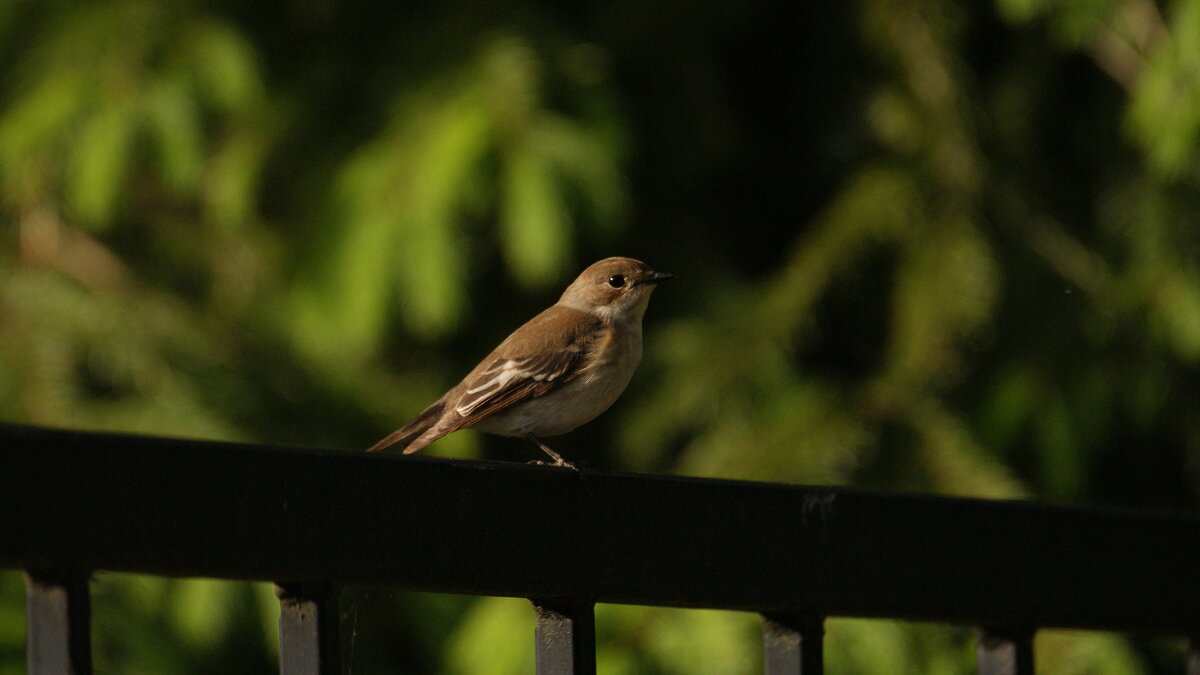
[608,275,625,288]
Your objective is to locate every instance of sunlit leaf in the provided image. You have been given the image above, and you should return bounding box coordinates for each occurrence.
[535,116,628,235]
[500,143,570,286]
[0,70,88,202]
[184,19,265,113]
[1126,0,1200,177]
[66,102,135,228]
[168,579,230,648]
[445,597,533,675]
[206,125,271,230]
[145,77,204,194]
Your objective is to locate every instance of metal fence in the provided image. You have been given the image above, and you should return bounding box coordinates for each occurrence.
[2,424,1198,674]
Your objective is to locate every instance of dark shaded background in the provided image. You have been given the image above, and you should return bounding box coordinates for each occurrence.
[1,0,1197,671]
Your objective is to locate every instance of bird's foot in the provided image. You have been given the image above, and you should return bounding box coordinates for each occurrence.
[527,458,579,471]
[522,432,579,470]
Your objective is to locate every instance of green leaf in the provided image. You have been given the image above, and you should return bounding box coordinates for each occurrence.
[1125,0,1200,177]
[394,90,491,335]
[167,579,231,648]
[500,144,570,287]
[185,19,265,113]
[535,116,628,234]
[145,78,204,195]
[206,126,271,230]
[67,102,135,229]
[445,597,533,675]
[0,70,88,200]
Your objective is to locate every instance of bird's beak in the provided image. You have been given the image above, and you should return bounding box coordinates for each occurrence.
[640,271,675,286]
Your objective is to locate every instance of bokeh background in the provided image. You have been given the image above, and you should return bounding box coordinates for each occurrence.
[2,0,1199,672]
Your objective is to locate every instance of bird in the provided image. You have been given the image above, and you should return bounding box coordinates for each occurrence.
[367,257,673,467]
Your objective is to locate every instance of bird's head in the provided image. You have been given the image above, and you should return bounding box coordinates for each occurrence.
[558,257,674,322]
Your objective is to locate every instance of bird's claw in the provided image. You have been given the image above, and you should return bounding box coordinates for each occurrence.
[527,458,579,471]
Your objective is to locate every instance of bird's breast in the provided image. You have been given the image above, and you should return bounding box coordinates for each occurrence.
[475,322,643,438]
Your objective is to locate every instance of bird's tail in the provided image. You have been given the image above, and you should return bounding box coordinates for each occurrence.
[366,400,446,453]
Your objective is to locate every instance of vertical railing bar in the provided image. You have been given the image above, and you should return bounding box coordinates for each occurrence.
[1187,635,1199,675]
[276,581,341,675]
[762,613,823,674]
[978,626,1034,675]
[531,597,596,675]
[24,569,92,675]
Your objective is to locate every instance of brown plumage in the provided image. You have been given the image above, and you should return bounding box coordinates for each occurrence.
[366,257,673,466]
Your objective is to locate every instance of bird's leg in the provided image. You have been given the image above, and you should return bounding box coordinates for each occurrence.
[523,432,577,470]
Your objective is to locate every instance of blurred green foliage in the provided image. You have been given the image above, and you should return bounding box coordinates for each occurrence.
[2,0,1198,672]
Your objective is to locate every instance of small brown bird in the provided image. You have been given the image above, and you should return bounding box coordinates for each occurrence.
[367,257,673,466]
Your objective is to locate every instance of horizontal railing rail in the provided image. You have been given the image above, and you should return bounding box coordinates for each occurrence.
[2,424,1198,674]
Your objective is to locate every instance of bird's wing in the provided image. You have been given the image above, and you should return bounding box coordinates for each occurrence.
[451,306,603,428]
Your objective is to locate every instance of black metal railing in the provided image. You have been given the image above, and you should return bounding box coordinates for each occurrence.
[2,424,1198,674]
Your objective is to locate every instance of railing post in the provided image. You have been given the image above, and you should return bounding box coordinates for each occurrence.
[978,626,1033,675]
[1187,636,1199,675]
[275,581,341,675]
[531,598,595,675]
[762,613,823,674]
[24,569,92,675]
